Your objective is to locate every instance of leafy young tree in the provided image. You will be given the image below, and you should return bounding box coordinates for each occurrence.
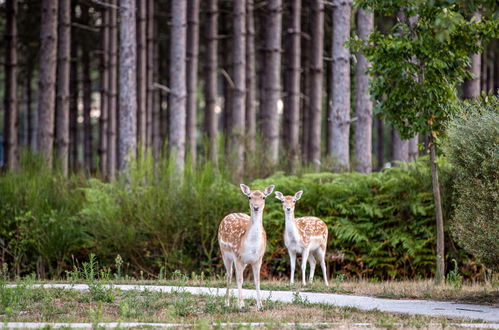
[352,0,498,283]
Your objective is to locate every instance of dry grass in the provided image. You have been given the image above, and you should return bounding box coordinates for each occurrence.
[0,288,486,328]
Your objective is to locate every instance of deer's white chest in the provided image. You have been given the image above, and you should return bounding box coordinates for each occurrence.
[284,223,304,254]
[239,225,264,264]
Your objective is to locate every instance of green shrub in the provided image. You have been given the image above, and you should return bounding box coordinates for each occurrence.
[443,96,499,270]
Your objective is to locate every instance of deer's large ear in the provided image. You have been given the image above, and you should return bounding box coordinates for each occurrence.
[275,191,284,201]
[240,184,251,197]
[293,190,303,202]
[263,185,275,197]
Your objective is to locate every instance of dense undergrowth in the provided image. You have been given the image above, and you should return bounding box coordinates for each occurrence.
[0,151,490,281]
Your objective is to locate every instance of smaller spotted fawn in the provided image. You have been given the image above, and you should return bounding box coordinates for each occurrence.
[275,190,329,286]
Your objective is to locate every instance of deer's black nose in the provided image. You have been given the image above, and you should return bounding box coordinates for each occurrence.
[253,206,260,211]
[286,207,291,211]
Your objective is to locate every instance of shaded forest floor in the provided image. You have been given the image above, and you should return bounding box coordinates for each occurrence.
[0,287,492,328]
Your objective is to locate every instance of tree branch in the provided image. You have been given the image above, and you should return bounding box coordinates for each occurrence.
[91,0,121,10]
[220,69,235,89]
[152,83,171,93]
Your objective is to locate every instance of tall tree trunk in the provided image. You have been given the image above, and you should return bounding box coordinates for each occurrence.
[146,0,155,151]
[37,0,58,167]
[307,0,324,169]
[230,0,246,179]
[107,0,118,179]
[221,14,232,153]
[245,0,256,155]
[462,12,481,98]
[430,136,445,283]
[260,0,282,163]
[99,5,110,177]
[408,135,418,161]
[3,0,18,170]
[329,0,352,171]
[375,116,384,171]
[354,8,373,173]
[480,50,487,93]
[81,5,93,172]
[26,66,34,150]
[392,129,408,164]
[55,0,71,176]
[137,0,147,148]
[301,7,311,162]
[119,0,138,173]
[487,48,494,93]
[186,0,200,165]
[204,0,218,163]
[69,9,79,171]
[169,0,187,173]
[283,0,301,171]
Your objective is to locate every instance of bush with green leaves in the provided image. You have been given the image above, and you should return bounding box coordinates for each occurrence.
[443,97,498,270]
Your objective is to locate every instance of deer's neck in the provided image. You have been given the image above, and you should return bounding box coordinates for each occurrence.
[249,209,264,230]
[285,211,301,239]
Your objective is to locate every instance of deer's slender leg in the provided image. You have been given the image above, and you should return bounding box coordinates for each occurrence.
[301,247,310,285]
[316,248,329,286]
[288,250,297,284]
[222,255,233,306]
[234,260,246,308]
[308,253,316,283]
[252,258,264,311]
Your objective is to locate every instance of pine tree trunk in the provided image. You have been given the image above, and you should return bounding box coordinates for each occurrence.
[26,66,34,150]
[119,0,138,173]
[307,0,324,169]
[204,0,218,163]
[487,48,494,93]
[186,0,200,165]
[3,0,18,170]
[260,0,282,163]
[99,5,110,177]
[55,0,71,176]
[37,0,58,167]
[107,0,118,179]
[69,8,79,171]
[408,135,418,162]
[354,8,373,173]
[462,12,481,98]
[480,50,487,93]
[301,7,311,162]
[81,5,93,172]
[392,129,409,164]
[375,116,384,170]
[221,15,232,152]
[230,0,246,179]
[169,0,187,173]
[146,0,155,151]
[137,0,147,148]
[283,0,301,171]
[329,0,352,171]
[245,0,256,155]
[430,137,445,283]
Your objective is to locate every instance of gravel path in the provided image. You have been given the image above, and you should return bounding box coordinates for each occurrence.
[9,283,499,323]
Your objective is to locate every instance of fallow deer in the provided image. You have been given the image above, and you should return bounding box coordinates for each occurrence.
[218,184,275,310]
[275,190,329,286]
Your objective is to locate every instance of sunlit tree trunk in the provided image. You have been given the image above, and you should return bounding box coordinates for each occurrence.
[169,0,187,173]
[392,129,409,164]
[3,0,18,170]
[204,0,218,163]
[119,0,138,173]
[147,0,156,152]
[245,0,256,155]
[354,8,373,173]
[37,0,58,167]
[137,0,147,148]
[107,0,118,179]
[329,0,352,171]
[260,0,282,163]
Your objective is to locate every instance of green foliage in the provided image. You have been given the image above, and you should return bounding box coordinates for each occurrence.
[446,259,463,289]
[443,96,499,270]
[352,0,498,139]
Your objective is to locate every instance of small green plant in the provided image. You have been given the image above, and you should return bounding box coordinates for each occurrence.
[115,254,123,280]
[291,291,309,306]
[171,291,196,317]
[446,259,462,290]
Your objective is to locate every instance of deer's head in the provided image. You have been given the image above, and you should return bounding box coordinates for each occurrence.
[275,190,303,214]
[240,184,275,213]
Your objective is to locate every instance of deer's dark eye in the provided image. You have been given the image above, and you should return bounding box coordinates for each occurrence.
[263,197,266,200]
[248,196,252,200]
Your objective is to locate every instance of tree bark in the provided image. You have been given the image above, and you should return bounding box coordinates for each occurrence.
[487,48,494,93]
[354,8,373,173]
[480,50,487,93]
[186,0,200,165]
[462,12,481,99]
[119,0,138,174]
[146,0,155,151]
[430,136,445,283]
[81,5,93,172]
[375,116,384,171]
[3,0,18,170]
[55,0,71,176]
[37,0,58,167]
[283,0,301,171]
[169,0,187,173]
[392,129,409,164]
[260,0,282,163]
[307,0,324,169]
[408,135,418,162]
[137,0,147,147]
[204,0,219,163]
[301,7,311,162]
[99,5,110,177]
[26,66,34,150]
[107,0,118,179]
[230,0,246,179]
[245,0,256,156]
[69,6,79,171]
[329,0,352,171]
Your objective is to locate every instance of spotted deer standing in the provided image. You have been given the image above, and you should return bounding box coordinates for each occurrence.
[218,184,275,310]
[275,190,329,286]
